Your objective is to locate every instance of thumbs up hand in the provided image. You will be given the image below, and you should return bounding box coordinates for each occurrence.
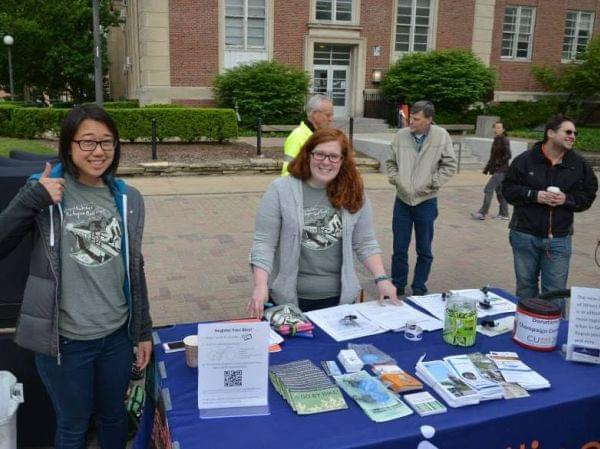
[38,162,65,204]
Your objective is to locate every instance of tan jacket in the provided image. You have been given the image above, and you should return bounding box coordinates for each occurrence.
[386,125,457,206]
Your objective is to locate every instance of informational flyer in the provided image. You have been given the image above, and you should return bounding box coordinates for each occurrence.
[197,321,270,418]
[566,287,600,364]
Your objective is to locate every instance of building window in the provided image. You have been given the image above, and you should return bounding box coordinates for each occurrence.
[501,6,536,60]
[315,0,353,23]
[395,0,432,53]
[225,0,266,49]
[562,11,594,61]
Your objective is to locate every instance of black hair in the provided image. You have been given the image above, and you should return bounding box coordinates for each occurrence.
[543,114,575,143]
[411,100,435,119]
[58,104,121,179]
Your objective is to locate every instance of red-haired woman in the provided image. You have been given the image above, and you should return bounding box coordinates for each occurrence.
[249,128,399,318]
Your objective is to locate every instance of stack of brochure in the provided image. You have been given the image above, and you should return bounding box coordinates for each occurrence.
[487,352,551,390]
[415,357,481,408]
[269,360,347,414]
[443,354,503,400]
[372,364,423,393]
[334,371,413,422]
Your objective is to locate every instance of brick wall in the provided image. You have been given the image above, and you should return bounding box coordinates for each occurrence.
[169,0,219,87]
[436,0,476,50]
[273,0,309,67]
[491,0,600,92]
[361,0,394,89]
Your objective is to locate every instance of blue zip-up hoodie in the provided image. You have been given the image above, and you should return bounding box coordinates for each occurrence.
[0,163,152,359]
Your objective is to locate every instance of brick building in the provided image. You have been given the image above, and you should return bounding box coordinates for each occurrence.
[107,0,599,117]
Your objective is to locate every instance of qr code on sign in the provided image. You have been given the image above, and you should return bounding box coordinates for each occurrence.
[224,370,243,387]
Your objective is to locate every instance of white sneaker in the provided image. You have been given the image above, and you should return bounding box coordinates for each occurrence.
[495,215,510,220]
[471,212,485,220]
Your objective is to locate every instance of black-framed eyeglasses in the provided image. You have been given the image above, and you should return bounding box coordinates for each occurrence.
[311,151,343,163]
[564,130,578,136]
[72,139,116,152]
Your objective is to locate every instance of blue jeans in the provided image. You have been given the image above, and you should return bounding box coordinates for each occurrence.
[35,325,133,449]
[391,197,438,294]
[509,229,572,299]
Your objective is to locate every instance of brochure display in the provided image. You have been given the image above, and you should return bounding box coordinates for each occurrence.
[566,287,600,364]
[196,322,270,418]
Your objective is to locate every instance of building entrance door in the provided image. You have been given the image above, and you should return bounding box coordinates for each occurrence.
[313,45,351,118]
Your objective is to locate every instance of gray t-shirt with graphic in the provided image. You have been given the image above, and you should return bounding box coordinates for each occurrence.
[59,174,128,340]
[297,183,343,300]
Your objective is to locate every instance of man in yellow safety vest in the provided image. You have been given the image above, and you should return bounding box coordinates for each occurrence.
[281,94,334,175]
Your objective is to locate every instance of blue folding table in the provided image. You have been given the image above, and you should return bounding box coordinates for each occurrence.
[135,289,599,449]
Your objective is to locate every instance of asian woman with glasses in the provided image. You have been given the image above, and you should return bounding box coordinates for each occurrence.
[0,104,153,449]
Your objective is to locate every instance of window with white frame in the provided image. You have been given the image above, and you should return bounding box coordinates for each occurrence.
[501,6,536,60]
[395,0,432,53]
[315,0,353,22]
[562,10,594,61]
[225,0,266,49]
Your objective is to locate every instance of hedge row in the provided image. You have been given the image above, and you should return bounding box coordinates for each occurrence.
[0,107,238,142]
[511,126,600,152]
[435,98,564,130]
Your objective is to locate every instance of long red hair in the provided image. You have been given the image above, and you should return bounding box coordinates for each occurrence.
[287,128,364,213]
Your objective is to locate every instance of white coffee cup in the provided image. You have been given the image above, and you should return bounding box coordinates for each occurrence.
[547,186,561,194]
[183,335,198,368]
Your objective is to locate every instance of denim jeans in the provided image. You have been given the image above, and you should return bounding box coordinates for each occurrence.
[509,229,572,299]
[391,197,438,294]
[478,172,509,217]
[35,325,133,449]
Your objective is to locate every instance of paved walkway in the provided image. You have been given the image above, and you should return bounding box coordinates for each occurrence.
[128,171,600,326]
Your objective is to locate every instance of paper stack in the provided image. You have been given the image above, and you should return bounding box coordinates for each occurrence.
[487,352,551,390]
[269,360,347,414]
[443,354,503,400]
[372,364,423,394]
[415,357,480,408]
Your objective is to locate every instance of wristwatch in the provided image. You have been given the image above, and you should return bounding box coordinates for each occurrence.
[373,275,390,285]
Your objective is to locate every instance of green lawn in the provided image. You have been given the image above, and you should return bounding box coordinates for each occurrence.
[0,138,57,158]
[511,126,600,153]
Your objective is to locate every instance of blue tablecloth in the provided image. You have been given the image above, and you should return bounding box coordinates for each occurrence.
[138,290,599,449]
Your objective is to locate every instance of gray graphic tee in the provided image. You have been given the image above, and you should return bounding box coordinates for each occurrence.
[297,182,343,300]
[59,174,128,340]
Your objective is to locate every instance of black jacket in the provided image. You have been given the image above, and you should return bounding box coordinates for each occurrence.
[484,135,511,174]
[502,142,598,238]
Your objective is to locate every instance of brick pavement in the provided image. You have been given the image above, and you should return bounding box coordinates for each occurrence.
[128,172,600,326]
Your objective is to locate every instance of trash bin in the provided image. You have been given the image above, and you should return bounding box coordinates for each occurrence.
[0,371,24,449]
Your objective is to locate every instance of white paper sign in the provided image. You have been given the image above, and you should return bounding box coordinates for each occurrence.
[197,321,270,416]
[566,287,600,364]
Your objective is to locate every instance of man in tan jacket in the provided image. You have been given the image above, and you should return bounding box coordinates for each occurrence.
[386,101,457,296]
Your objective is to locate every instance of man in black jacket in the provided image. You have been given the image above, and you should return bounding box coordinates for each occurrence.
[502,114,597,299]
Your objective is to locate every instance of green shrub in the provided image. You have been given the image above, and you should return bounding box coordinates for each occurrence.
[486,98,562,130]
[0,107,238,142]
[381,50,496,114]
[102,108,237,142]
[511,126,600,152]
[0,103,19,136]
[214,60,310,126]
[105,100,140,109]
[10,108,69,139]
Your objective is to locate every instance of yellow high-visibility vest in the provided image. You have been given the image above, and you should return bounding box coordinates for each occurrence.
[281,121,313,176]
